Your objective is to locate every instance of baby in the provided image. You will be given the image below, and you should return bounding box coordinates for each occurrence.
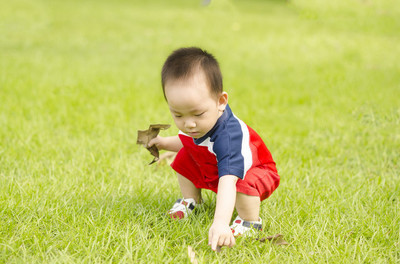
[148,47,280,251]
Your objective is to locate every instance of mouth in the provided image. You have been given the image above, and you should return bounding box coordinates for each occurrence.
[187,132,201,137]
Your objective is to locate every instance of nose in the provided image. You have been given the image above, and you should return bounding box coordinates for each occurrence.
[184,119,196,129]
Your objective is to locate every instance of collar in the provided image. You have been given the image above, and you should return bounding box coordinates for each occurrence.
[194,104,232,145]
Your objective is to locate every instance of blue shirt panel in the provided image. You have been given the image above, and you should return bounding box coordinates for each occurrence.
[194,105,246,179]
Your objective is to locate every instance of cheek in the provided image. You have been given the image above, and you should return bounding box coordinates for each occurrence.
[197,117,210,128]
[173,118,183,128]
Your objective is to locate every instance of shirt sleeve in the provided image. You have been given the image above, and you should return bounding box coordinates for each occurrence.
[213,119,253,179]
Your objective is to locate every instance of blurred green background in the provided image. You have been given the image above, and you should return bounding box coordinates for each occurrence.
[1,0,399,262]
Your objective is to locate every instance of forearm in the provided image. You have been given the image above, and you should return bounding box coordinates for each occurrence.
[213,175,238,225]
[159,135,183,152]
[208,175,238,251]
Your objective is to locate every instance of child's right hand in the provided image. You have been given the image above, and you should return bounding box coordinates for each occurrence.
[148,135,165,150]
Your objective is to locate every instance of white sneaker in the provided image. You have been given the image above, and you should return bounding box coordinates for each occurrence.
[167,198,197,220]
[230,215,262,237]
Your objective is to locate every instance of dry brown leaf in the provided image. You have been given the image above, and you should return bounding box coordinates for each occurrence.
[256,233,289,246]
[187,246,198,264]
[136,124,170,164]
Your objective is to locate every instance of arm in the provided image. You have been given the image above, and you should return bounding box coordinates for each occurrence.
[148,135,183,152]
[208,175,238,251]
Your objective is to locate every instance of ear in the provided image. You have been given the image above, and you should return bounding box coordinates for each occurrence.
[217,92,228,112]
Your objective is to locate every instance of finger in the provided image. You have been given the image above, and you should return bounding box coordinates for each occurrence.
[208,229,213,246]
[211,234,220,251]
[218,236,228,247]
[208,229,216,249]
[211,239,218,251]
[147,138,156,148]
[229,235,236,248]
[222,235,233,248]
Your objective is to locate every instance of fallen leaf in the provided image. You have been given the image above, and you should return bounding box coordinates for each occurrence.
[256,234,288,246]
[137,124,170,164]
[187,246,198,264]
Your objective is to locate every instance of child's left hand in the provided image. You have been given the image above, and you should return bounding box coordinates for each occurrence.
[208,221,235,251]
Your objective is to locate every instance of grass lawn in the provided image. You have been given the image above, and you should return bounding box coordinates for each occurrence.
[1,0,399,262]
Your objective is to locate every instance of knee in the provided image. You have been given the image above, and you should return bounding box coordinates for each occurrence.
[235,192,260,209]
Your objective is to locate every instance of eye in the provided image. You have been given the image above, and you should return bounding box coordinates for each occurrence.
[195,112,205,117]
[174,115,182,118]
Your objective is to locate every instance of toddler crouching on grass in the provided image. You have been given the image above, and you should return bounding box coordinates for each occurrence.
[148,47,280,251]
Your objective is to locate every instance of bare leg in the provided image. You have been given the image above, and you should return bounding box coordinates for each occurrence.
[235,192,260,221]
[177,173,202,204]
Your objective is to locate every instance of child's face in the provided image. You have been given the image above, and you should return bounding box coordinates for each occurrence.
[164,71,227,139]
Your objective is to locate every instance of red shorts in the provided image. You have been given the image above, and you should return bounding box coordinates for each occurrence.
[171,147,280,201]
